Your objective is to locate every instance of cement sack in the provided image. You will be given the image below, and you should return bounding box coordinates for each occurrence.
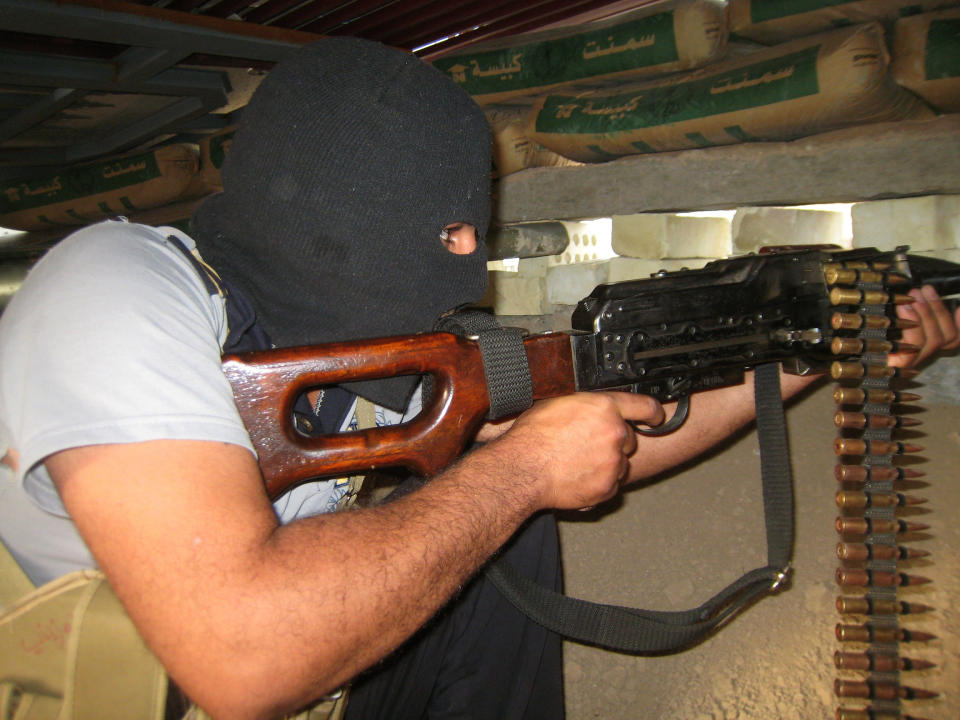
[487,108,580,177]
[181,125,236,199]
[432,0,727,105]
[891,7,960,112]
[0,145,198,232]
[730,0,959,45]
[527,22,934,162]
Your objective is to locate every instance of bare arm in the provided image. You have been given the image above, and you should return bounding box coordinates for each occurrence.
[46,391,661,720]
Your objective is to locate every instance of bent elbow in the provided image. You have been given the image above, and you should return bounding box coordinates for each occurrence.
[171,646,343,720]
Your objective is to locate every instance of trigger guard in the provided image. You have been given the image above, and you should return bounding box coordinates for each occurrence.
[632,395,690,436]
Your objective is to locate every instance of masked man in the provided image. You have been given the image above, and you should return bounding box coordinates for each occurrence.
[1,37,956,720]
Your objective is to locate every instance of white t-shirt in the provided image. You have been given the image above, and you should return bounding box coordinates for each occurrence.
[0,220,415,587]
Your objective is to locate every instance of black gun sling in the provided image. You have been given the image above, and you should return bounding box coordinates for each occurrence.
[440,311,794,655]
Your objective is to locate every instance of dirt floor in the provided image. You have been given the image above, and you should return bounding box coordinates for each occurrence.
[559,358,960,720]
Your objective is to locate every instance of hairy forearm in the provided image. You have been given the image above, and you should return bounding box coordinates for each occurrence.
[626,366,822,483]
[207,436,542,718]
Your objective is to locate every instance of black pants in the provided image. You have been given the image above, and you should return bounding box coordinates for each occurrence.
[344,512,564,720]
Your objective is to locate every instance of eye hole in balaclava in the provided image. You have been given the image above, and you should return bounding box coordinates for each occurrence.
[440,223,478,256]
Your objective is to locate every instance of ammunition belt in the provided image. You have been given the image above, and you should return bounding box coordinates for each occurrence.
[827,259,937,720]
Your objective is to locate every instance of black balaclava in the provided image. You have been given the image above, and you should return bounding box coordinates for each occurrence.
[191,37,492,411]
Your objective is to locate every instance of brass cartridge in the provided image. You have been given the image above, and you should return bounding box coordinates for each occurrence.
[835,491,926,510]
[834,465,925,483]
[836,596,933,615]
[830,362,916,381]
[836,708,932,720]
[829,288,892,306]
[830,312,891,330]
[835,568,931,588]
[835,678,938,700]
[834,438,922,457]
[833,388,921,405]
[836,543,931,562]
[833,412,920,430]
[835,623,936,643]
[824,267,909,286]
[835,517,930,535]
[830,337,919,356]
[834,650,935,671]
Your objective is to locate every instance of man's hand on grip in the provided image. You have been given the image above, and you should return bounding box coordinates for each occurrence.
[495,392,663,512]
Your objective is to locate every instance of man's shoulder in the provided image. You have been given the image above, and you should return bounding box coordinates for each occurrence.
[15,220,214,316]
[44,220,189,270]
[1,219,229,372]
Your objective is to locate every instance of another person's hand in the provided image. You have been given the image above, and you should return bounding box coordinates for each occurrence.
[891,285,960,368]
[493,392,663,512]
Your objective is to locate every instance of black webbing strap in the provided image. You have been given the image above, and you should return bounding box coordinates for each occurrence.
[435,310,534,420]
[485,361,795,654]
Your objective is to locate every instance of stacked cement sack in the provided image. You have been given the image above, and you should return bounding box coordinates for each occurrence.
[730,0,960,113]
[526,22,932,160]
[182,125,236,199]
[0,126,236,234]
[0,145,198,232]
[433,0,728,105]
[890,6,960,112]
[486,108,581,177]
[729,0,957,44]
[435,0,728,174]
[433,0,959,166]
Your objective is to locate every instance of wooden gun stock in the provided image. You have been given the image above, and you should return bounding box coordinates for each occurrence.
[222,331,575,498]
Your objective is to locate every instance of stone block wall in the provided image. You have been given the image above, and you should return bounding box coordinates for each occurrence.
[484,195,960,320]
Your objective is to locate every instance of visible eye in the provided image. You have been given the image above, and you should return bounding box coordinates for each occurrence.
[440,223,477,255]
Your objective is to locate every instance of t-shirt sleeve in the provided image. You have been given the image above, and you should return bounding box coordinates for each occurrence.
[0,221,255,516]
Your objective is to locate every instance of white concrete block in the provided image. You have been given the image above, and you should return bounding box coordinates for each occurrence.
[852,195,960,252]
[555,221,614,265]
[605,257,668,283]
[516,256,551,278]
[605,257,709,283]
[732,207,845,253]
[611,215,667,258]
[662,215,732,259]
[546,262,608,306]
[945,198,960,250]
[613,213,731,259]
[482,272,545,316]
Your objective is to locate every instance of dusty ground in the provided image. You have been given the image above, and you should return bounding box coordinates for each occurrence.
[559,359,960,720]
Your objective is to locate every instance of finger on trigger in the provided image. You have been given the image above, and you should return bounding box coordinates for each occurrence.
[617,392,665,427]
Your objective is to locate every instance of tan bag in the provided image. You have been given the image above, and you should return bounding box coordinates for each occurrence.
[0,400,378,720]
[0,569,167,720]
[891,7,960,113]
[0,552,350,720]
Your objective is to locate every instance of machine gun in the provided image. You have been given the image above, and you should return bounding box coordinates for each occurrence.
[222,245,960,496]
[223,245,959,707]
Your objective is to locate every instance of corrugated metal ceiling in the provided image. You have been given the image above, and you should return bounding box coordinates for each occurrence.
[0,0,652,180]
[138,0,647,56]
